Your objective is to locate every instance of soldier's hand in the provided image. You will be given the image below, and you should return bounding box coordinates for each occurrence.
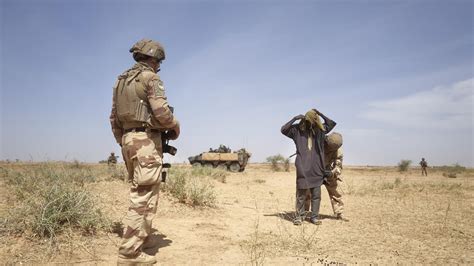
[167,121,180,140]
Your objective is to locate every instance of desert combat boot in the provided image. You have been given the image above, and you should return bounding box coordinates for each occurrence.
[117,252,157,265]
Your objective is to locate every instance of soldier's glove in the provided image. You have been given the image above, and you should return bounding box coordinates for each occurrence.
[166,121,180,140]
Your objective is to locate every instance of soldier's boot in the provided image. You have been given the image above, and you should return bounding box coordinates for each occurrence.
[335,213,349,222]
[142,235,160,249]
[117,252,157,265]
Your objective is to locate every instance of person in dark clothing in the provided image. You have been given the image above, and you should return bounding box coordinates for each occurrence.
[281,108,336,225]
[420,158,428,176]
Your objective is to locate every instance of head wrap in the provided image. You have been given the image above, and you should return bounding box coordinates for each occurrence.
[299,109,325,150]
[299,110,325,135]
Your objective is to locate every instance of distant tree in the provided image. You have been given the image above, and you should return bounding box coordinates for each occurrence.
[266,154,290,172]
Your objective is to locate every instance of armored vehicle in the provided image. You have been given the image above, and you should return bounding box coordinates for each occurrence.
[188,145,251,172]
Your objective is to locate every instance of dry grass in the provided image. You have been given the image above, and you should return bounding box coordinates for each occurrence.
[161,165,224,207]
[0,163,472,264]
[0,162,114,263]
[0,162,111,240]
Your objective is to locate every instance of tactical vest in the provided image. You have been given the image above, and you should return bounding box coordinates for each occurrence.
[114,67,154,130]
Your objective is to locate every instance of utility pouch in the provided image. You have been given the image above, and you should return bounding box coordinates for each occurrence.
[134,99,151,123]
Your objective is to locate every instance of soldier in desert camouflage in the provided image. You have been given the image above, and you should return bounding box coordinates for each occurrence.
[420,158,428,176]
[107,152,118,165]
[110,39,180,264]
[323,132,345,220]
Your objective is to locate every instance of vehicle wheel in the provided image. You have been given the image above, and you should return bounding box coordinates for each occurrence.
[217,164,228,170]
[192,162,202,167]
[204,163,214,168]
[229,162,240,172]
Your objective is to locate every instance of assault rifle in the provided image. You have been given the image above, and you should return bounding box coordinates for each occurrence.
[161,106,177,182]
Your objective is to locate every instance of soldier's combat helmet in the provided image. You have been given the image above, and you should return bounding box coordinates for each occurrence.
[130,39,165,61]
[326,132,343,152]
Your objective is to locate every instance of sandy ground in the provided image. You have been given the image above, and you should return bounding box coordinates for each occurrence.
[1,163,473,264]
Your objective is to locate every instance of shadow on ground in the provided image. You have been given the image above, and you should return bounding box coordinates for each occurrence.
[264,211,339,223]
[143,231,173,255]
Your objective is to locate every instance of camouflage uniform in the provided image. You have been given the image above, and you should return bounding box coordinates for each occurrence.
[107,152,117,165]
[324,146,344,216]
[420,158,428,176]
[110,39,179,261]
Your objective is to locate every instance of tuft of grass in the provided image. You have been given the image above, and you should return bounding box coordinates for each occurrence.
[398,160,412,172]
[190,166,228,183]
[162,166,218,207]
[0,162,110,241]
[381,177,402,190]
[241,218,266,266]
[266,154,290,172]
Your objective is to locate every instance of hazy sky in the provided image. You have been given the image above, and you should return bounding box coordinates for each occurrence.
[1,0,473,166]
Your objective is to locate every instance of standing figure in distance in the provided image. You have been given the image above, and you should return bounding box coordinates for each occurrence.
[107,152,118,166]
[420,158,428,176]
[110,39,180,264]
[281,108,336,225]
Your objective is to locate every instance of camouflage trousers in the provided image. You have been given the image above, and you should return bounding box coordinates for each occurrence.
[421,167,428,176]
[119,131,163,257]
[324,175,344,215]
[305,175,344,215]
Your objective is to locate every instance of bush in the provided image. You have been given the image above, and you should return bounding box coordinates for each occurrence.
[162,166,217,207]
[398,160,412,172]
[0,162,109,240]
[266,154,290,172]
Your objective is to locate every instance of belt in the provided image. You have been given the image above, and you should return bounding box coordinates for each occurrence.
[124,127,160,133]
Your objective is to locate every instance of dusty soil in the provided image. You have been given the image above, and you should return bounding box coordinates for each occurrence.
[1,164,473,264]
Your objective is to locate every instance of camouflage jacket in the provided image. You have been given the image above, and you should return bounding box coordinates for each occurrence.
[109,62,177,144]
[325,147,343,178]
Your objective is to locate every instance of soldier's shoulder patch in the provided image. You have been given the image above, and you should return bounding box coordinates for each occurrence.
[149,77,165,97]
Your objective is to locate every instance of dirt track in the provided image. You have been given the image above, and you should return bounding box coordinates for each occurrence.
[1,164,473,264]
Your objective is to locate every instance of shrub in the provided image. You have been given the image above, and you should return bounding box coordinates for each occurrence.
[162,166,217,207]
[398,160,412,172]
[266,154,290,172]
